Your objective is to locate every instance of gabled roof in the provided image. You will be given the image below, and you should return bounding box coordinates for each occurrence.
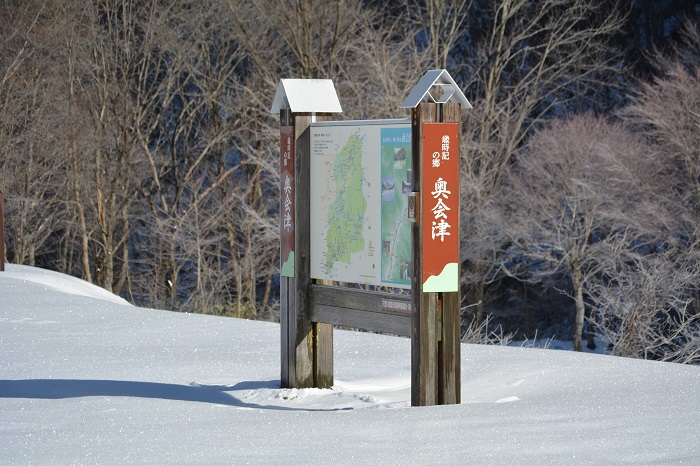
[270,79,343,114]
[400,69,472,109]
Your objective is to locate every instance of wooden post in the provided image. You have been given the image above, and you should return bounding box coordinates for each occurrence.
[438,103,462,405]
[411,103,438,406]
[0,192,4,272]
[280,110,334,389]
[411,102,461,406]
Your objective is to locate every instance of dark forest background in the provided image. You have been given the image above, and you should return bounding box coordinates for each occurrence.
[1,0,699,362]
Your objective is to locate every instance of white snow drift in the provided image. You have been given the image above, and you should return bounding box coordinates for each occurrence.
[1,264,699,464]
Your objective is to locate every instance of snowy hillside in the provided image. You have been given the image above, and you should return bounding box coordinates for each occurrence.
[1,265,699,464]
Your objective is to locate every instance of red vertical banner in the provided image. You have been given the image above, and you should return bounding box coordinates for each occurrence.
[280,126,295,277]
[422,123,459,292]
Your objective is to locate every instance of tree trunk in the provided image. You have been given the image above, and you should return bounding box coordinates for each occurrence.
[587,318,597,350]
[573,267,585,352]
[112,212,130,296]
[464,262,486,328]
[67,34,92,284]
[72,164,91,283]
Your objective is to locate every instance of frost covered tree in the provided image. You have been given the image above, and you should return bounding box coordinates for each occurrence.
[455,0,625,327]
[588,239,700,364]
[622,44,700,314]
[506,115,669,351]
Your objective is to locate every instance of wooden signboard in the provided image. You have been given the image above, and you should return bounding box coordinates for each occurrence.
[274,71,470,407]
[421,123,460,292]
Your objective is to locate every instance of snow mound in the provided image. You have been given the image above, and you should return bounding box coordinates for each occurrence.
[2,263,131,306]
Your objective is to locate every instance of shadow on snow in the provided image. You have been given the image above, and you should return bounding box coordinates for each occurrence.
[0,379,349,412]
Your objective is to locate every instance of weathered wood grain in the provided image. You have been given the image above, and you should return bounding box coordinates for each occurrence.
[310,285,411,337]
[292,116,314,388]
[313,321,334,388]
[309,115,335,388]
[438,102,462,405]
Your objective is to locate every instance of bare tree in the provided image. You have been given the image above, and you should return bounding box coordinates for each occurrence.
[622,35,700,314]
[2,0,157,289]
[0,1,68,267]
[222,0,431,317]
[337,9,432,120]
[506,114,669,351]
[226,0,369,82]
[589,238,700,364]
[623,62,700,226]
[456,0,625,327]
[400,0,473,70]
[133,4,225,300]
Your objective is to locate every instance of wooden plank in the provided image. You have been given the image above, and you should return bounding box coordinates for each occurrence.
[310,285,411,336]
[440,291,461,404]
[282,113,336,389]
[411,101,463,406]
[421,290,439,405]
[311,285,411,315]
[292,117,314,388]
[313,321,334,388]
[309,115,335,389]
[438,102,462,405]
[313,277,336,389]
[312,305,411,337]
[441,102,461,124]
[280,276,290,386]
[411,104,422,406]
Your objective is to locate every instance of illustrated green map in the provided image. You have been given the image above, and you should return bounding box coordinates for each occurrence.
[322,133,367,273]
[310,121,412,288]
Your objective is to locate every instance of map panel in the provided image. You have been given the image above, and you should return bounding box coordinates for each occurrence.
[310,121,411,288]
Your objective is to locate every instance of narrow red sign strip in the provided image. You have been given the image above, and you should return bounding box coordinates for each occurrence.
[280,126,295,277]
[422,123,459,292]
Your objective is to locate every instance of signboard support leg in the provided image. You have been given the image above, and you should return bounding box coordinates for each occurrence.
[411,102,461,406]
[280,110,333,389]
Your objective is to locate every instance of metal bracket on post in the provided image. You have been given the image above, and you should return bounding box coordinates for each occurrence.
[408,192,419,223]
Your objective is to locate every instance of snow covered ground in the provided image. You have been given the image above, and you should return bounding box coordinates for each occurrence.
[1,264,699,464]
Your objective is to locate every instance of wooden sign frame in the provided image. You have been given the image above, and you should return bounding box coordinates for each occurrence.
[275,72,468,407]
